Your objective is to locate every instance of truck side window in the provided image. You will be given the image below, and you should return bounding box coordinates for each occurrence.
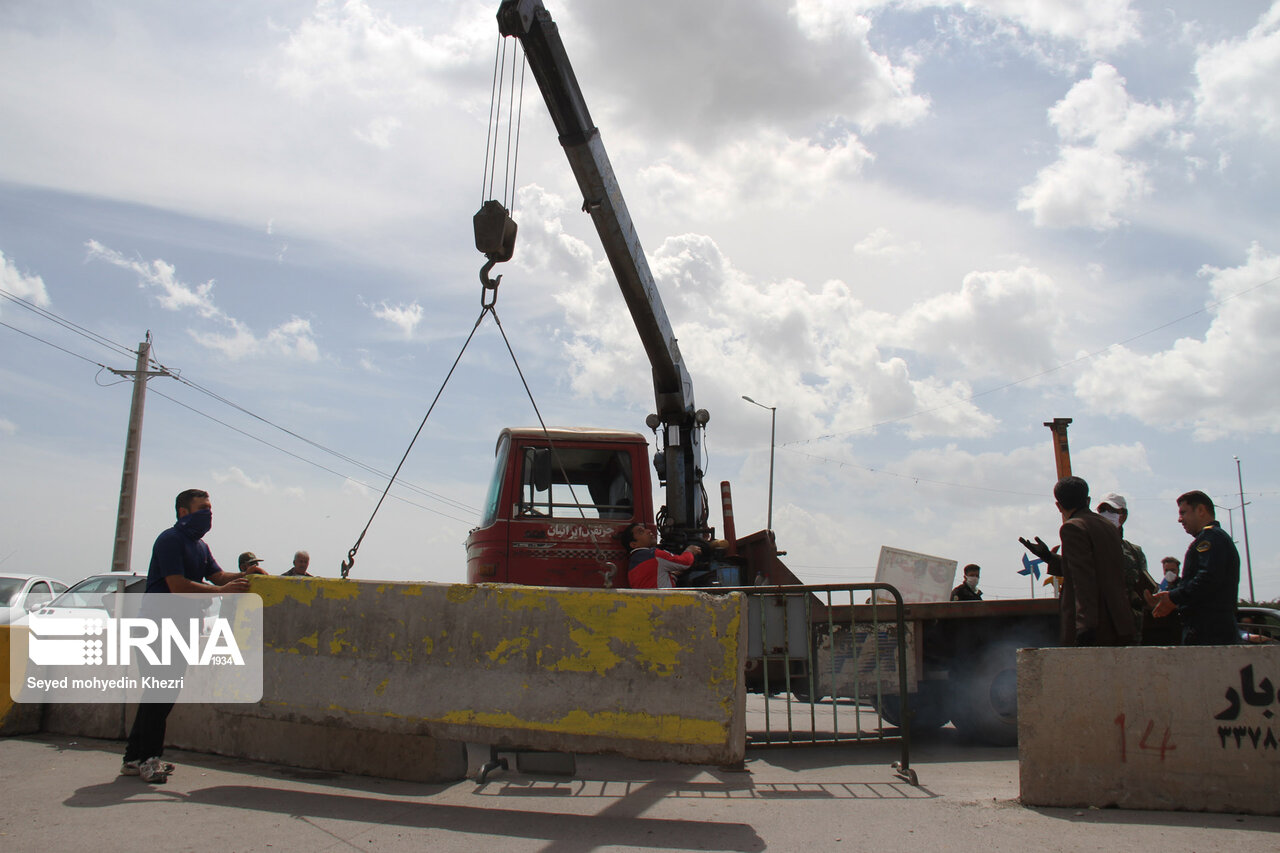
[517,447,633,520]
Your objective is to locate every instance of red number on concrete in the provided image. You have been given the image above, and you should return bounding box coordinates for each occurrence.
[1116,715,1177,762]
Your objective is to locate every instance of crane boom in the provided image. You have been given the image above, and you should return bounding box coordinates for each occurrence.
[496,0,707,541]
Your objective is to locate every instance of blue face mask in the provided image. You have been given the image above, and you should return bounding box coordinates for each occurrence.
[179,508,212,539]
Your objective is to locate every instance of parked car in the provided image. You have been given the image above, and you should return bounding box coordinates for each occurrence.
[1237,606,1280,643]
[0,573,69,625]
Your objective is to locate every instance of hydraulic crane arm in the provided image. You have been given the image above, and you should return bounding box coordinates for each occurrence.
[495,0,707,541]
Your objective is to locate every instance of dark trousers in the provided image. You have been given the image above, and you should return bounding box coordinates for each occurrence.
[124,700,175,762]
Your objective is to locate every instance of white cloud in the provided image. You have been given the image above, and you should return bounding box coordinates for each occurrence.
[88,240,319,361]
[369,300,424,339]
[1194,2,1280,136]
[1017,146,1150,229]
[354,115,403,149]
[1018,63,1177,229]
[636,131,874,218]
[522,187,998,442]
[1074,242,1280,439]
[86,240,220,318]
[853,227,922,260]
[891,266,1065,378]
[0,249,51,311]
[0,418,16,437]
[810,0,1140,55]
[271,0,477,105]
[561,0,929,147]
[213,466,273,493]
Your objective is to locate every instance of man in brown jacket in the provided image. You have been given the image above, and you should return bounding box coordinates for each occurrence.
[1022,476,1135,646]
[1052,476,1135,646]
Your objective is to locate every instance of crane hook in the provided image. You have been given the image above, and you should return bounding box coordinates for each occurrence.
[480,259,502,308]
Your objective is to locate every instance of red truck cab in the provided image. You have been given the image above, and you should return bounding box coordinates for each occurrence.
[466,427,655,588]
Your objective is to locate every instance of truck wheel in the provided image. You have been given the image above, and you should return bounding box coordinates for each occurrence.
[949,645,1019,746]
[790,676,826,703]
[875,682,950,731]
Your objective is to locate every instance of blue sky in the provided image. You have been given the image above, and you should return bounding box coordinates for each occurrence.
[2,0,1278,601]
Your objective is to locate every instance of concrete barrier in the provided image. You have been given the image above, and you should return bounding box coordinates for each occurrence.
[1018,646,1280,815]
[245,578,746,766]
[31,578,745,779]
[0,627,42,736]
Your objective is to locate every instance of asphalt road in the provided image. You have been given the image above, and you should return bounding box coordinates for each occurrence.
[3,728,1277,853]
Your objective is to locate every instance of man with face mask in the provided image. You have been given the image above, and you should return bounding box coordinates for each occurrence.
[950,564,983,601]
[122,488,266,783]
[1096,493,1149,641]
[1158,556,1181,591]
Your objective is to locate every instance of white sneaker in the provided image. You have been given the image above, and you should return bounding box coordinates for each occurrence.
[138,757,171,783]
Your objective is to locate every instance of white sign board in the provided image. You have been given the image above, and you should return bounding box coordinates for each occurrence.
[874,546,957,603]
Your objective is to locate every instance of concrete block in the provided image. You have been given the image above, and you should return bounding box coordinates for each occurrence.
[0,627,42,736]
[1018,646,1280,815]
[165,704,468,783]
[247,577,746,766]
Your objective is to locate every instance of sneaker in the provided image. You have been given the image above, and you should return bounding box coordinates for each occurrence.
[138,757,171,783]
[121,759,175,777]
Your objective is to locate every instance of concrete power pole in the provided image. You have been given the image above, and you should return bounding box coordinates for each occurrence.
[109,333,170,573]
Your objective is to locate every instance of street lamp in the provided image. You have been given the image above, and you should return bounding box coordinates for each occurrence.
[741,396,776,533]
[1235,456,1256,602]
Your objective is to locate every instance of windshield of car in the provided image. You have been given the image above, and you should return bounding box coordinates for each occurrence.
[0,578,24,607]
[49,576,144,608]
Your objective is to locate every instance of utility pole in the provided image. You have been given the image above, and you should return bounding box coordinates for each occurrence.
[108,333,170,572]
[1234,456,1255,602]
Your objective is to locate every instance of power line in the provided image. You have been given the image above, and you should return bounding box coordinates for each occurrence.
[1,305,480,519]
[157,369,477,515]
[0,286,136,360]
[149,387,476,526]
[0,319,113,370]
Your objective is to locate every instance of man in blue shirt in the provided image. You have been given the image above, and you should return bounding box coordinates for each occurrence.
[122,488,265,783]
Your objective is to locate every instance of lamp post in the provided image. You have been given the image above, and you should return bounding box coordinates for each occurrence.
[1234,456,1255,601]
[741,396,776,533]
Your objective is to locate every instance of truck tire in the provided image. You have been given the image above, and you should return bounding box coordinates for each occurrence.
[949,644,1020,746]
[875,682,950,732]
[790,675,826,703]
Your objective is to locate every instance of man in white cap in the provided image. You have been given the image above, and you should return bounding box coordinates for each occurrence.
[1097,492,1150,640]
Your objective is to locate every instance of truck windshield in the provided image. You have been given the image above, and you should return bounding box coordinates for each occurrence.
[518,446,633,520]
[479,433,511,528]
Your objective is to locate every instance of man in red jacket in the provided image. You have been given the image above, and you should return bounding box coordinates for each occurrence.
[620,523,702,589]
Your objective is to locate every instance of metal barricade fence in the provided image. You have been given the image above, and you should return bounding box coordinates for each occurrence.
[710,583,917,785]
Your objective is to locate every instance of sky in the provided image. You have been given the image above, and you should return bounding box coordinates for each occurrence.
[1,0,1278,602]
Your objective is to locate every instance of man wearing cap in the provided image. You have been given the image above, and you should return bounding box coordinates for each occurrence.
[1096,492,1150,641]
[238,551,264,572]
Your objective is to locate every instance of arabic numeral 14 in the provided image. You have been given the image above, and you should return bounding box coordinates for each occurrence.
[1114,713,1177,762]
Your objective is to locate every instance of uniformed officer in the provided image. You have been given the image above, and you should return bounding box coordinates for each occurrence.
[1149,490,1240,645]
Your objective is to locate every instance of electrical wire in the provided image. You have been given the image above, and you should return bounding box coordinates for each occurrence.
[1,308,480,518]
[0,286,136,359]
[149,387,475,526]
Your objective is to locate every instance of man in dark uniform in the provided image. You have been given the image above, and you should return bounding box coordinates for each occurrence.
[950,564,983,601]
[1150,490,1240,645]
